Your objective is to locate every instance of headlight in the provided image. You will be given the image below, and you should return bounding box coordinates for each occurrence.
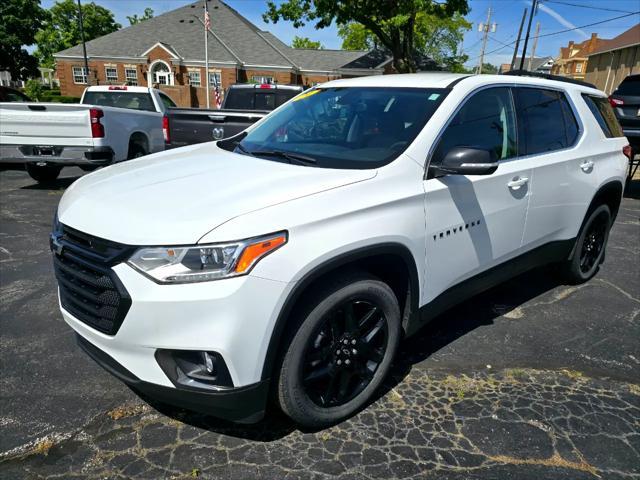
[127,232,287,284]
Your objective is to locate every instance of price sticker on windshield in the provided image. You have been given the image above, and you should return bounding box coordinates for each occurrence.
[293,89,321,102]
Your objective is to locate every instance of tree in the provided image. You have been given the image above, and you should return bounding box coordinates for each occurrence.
[338,13,471,72]
[127,7,154,26]
[291,36,323,49]
[479,63,498,74]
[263,0,469,73]
[35,0,121,68]
[0,0,47,80]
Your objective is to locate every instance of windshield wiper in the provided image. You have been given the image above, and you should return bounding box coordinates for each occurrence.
[234,143,254,156]
[250,149,318,166]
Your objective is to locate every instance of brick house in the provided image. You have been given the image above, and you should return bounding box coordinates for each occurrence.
[551,33,610,81]
[53,0,390,107]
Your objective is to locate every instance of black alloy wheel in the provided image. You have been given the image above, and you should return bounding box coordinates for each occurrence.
[277,272,401,427]
[559,204,612,284]
[578,210,608,274]
[302,299,388,408]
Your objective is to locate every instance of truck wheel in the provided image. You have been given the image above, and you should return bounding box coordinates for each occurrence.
[277,272,401,427]
[25,164,62,184]
[127,143,146,159]
[560,204,611,284]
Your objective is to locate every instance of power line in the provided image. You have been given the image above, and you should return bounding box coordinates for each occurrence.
[466,11,639,62]
[541,0,637,14]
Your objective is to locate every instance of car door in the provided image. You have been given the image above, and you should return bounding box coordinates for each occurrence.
[422,86,532,304]
[514,86,589,248]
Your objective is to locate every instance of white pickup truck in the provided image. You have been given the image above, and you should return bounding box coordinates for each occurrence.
[0,86,176,183]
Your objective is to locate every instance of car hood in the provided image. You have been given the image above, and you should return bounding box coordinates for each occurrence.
[58,143,376,245]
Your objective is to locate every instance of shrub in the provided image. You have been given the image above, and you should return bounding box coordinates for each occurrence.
[24,79,44,101]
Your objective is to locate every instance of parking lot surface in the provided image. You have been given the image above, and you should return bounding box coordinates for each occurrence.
[1,167,639,479]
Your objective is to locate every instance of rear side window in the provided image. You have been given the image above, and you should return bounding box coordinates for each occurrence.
[515,88,579,156]
[613,76,640,96]
[159,93,177,109]
[582,94,624,138]
[223,89,254,110]
[433,87,517,163]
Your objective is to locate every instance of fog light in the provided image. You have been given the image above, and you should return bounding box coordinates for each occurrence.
[204,352,214,374]
[155,349,234,390]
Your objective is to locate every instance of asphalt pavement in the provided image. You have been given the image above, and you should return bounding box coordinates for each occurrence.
[0,167,638,479]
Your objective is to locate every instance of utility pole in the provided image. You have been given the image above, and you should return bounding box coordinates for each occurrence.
[527,22,541,71]
[478,7,497,74]
[519,0,538,71]
[509,8,528,72]
[77,0,91,85]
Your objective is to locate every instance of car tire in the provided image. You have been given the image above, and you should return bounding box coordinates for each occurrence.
[25,164,62,184]
[127,143,146,160]
[277,271,401,428]
[560,204,612,284]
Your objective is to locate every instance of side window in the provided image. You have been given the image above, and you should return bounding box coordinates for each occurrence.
[515,88,579,156]
[582,94,624,138]
[433,87,516,164]
[159,93,177,109]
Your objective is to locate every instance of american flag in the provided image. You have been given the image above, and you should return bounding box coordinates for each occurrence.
[204,8,210,30]
[212,74,222,109]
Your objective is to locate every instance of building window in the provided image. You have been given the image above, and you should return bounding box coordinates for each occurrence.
[125,68,138,86]
[188,71,201,86]
[252,75,274,85]
[575,63,583,73]
[150,61,173,86]
[72,66,88,84]
[105,66,118,83]
[208,71,222,87]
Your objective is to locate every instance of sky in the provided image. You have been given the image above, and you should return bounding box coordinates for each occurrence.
[39,0,640,68]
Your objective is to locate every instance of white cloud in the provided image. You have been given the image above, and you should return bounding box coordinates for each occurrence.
[535,2,589,39]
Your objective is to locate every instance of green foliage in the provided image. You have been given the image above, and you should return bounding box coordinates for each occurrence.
[479,62,499,74]
[263,0,469,73]
[35,0,121,68]
[24,79,44,100]
[291,36,323,49]
[127,7,154,26]
[0,0,48,80]
[339,13,471,72]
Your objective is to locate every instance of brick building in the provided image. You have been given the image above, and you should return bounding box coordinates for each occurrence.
[53,0,390,107]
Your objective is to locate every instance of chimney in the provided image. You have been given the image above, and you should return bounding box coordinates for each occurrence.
[591,33,598,41]
[568,41,574,50]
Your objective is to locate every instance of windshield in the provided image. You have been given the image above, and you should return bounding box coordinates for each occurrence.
[236,87,448,169]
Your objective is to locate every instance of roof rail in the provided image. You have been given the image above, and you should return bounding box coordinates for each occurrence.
[503,70,597,89]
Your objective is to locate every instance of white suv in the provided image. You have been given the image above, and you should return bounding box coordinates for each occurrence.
[51,73,629,427]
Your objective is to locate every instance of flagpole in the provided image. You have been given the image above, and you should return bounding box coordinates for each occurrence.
[204,0,210,108]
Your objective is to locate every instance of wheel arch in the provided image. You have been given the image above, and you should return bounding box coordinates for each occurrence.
[128,131,149,154]
[589,180,623,222]
[569,180,623,260]
[260,243,420,381]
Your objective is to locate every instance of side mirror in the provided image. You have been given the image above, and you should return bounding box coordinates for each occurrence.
[432,146,499,176]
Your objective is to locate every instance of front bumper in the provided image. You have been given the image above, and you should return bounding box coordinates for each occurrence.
[0,144,114,165]
[76,333,269,423]
[59,260,291,422]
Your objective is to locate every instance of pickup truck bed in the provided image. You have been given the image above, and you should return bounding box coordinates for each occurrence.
[164,84,303,148]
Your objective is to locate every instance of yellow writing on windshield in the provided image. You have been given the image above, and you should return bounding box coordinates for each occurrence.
[292,89,321,102]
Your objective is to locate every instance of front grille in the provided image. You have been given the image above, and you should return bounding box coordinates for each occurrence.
[52,224,134,335]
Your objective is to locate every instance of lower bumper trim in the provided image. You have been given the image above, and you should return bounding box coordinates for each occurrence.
[75,334,269,424]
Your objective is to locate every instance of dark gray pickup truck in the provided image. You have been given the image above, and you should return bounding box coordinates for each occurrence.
[164,84,303,149]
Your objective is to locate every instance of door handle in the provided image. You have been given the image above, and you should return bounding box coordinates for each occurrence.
[507,177,529,190]
[580,160,595,172]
